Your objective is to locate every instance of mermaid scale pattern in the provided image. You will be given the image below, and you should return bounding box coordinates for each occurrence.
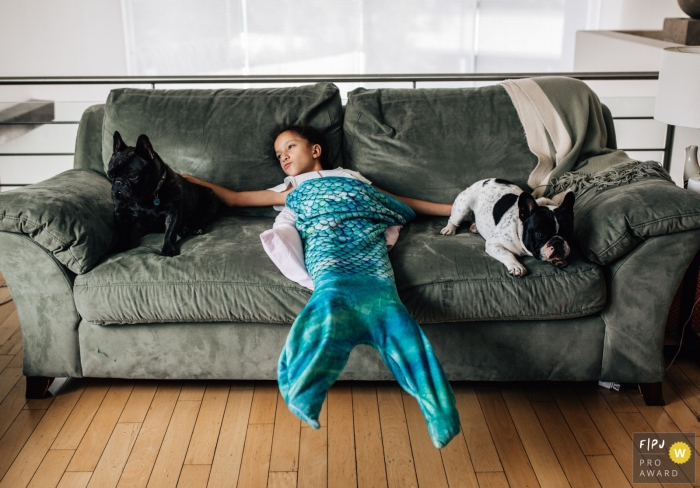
[278,177,461,449]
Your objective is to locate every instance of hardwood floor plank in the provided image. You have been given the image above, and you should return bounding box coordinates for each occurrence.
[656,383,700,486]
[57,472,92,488]
[577,387,660,487]
[353,384,388,488]
[439,424,479,488]
[598,387,638,413]
[26,449,74,488]
[67,382,134,472]
[0,311,19,345]
[298,424,327,488]
[184,383,229,466]
[666,365,700,419]
[119,382,158,423]
[8,351,22,369]
[52,380,111,450]
[0,367,22,404]
[147,400,201,488]
[501,388,570,488]
[327,383,357,488]
[0,409,46,481]
[237,423,275,488]
[550,386,610,456]
[176,464,210,488]
[269,391,301,472]
[402,394,448,488]
[525,383,554,403]
[0,302,15,328]
[586,455,632,488]
[476,472,510,488]
[268,471,297,488]
[0,380,27,439]
[0,381,85,488]
[0,329,22,356]
[208,388,254,488]
[249,382,279,425]
[0,355,12,373]
[87,422,141,488]
[230,380,255,390]
[615,411,654,437]
[477,389,539,488]
[178,382,206,402]
[117,383,182,488]
[626,390,681,433]
[453,384,503,473]
[376,384,418,488]
[532,400,601,488]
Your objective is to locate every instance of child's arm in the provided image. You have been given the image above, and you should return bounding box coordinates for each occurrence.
[376,188,452,216]
[183,175,290,207]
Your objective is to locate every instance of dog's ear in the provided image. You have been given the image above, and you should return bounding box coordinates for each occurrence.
[113,131,127,154]
[135,134,155,161]
[518,192,538,221]
[560,191,575,212]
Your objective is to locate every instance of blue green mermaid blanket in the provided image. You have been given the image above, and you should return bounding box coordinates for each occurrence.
[278,177,460,448]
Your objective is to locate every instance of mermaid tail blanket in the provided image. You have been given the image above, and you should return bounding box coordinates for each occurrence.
[278,177,460,449]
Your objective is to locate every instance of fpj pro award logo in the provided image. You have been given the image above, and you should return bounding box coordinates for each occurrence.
[633,433,695,484]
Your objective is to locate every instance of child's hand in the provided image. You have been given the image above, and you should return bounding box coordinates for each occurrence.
[182,174,201,185]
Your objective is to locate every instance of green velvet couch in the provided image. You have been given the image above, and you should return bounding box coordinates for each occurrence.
[2,81,700,403]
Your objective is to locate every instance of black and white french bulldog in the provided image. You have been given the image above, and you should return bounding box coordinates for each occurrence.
[107,131,220,257]
[440,178,575,277]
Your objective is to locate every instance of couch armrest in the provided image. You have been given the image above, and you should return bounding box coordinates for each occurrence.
[0,169,116,274]
[573,179,700,265]
[600,228,700,383]
[0,232,82,378]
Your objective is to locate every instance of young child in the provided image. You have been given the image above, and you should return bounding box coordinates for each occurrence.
[184,125,461,448]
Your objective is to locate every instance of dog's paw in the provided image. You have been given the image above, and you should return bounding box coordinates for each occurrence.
[440,223,458,236]
[161,244,179,257]
[508,263,528,277]
[468,223,478,234]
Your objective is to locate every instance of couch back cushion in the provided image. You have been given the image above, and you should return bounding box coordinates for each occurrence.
[343,85,538,202]
[101,82,343,191]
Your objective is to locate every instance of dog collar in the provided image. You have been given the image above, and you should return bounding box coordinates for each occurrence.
[153,168,167,206]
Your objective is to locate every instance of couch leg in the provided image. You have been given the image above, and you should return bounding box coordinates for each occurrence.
[638,382,665,406]
[26,376,54,399]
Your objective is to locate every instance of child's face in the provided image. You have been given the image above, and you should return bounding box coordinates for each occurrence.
[274,131,323,176]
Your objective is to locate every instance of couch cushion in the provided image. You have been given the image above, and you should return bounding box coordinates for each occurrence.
[391,217,606,323]
[74,212,606,326]
[343,85,538,203]
[0,169,116,274]
[101,82,344,192]
[74,213,311,325]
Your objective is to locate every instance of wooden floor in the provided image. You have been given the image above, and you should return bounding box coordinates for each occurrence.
[2,281,700,487]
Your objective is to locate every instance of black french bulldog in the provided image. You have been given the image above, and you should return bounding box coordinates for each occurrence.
[107,131,220,257]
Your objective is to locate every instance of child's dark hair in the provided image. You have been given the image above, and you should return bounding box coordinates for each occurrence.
[274,124,333,170]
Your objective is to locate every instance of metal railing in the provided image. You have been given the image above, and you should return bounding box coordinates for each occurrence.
[0,71,669,187]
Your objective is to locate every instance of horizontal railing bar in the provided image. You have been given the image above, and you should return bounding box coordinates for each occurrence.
[619,148,665,152]
[612,116,656,120]
[0,153,74,156]
[0,72,659,85]
[0,121,79,125]
[0,184,29,187]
